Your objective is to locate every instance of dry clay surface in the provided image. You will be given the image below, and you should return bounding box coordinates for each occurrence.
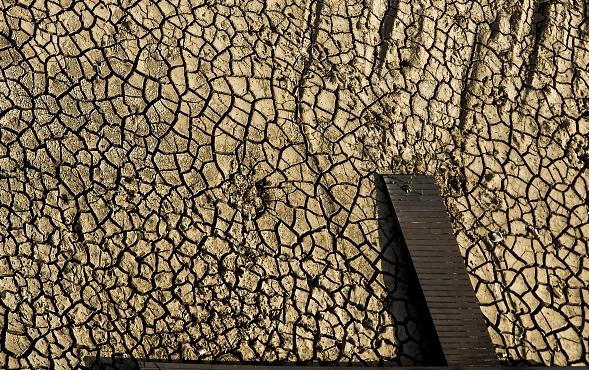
[1,0,589,368]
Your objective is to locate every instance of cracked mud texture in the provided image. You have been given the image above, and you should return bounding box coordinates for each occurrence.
[0,0,589,368]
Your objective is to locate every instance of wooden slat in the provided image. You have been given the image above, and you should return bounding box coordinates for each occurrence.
[411,263,466,271]
[383,174,499,366]
[392,204,450,212]
[412,267,469,275]
[396,212,453,219]
[411,260,466,268]
[400,234,459,242]
[405,249,464,257]
[402,240,462,246]
[427,313,489,321]
[401,228,456,235]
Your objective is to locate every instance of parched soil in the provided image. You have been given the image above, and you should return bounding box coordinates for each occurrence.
[0,0,588,368]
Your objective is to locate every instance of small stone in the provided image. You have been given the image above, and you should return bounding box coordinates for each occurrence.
[488,231,503,243]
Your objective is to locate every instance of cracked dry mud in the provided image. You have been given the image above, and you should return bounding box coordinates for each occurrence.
[0,0,588,368]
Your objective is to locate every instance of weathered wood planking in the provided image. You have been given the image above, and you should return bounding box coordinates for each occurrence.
[383,175,498,366]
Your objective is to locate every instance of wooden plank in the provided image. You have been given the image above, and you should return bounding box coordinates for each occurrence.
[411,256,464,263]
[411,260,466,269]
[416,271,472,279]
[412,250,466,258]
[443,346,498,355]
[405,239,462,247]
[398,220,452,226]
[413,269,468,276]
[385,178,439,187]
[392,197,445,203]
[410,284,471,291]
[428,311,488,318]
[411,258,466,266]
[405,249,463,257]
[393,202,446,208]
[417,278,473,287]
[430,322,490,330]
[443,347,496,356]
[402,236,458,244]
[421,292,480,301]
[399,226,453,232]
[412,270,468,278]
[387,179,438,186]
[405,251,460,258]
[423,294,479,301]
[433,329,492,339]
[403,240,455,246]
[443,347,497,354]
[408,255,464,263]
[426,303,485,310]
[407,250,464,258]
[429,306,488,314]
[426,314,487,322]
[417,275,470,283]
[423,296,479,305]
[412,267,470,275]
[395,211,452,218]
[403,237,456,244]
[391,194,443,200]
[444,356,498,364]
[395,217,454,224]
[395,215,447,225]
[422,301,481,310]
[427,298,484,306]
[413,272,473,280]
[393,203,450,212]
[420,293,477,301]
[390,194,447,200]
[411,262,466,270]
[401,228,456,235]
[423,295,481,304]
[411,258,467,267]
[395,216,451,223]
[423,292,480,300]
[402,233,456,239]
[410,264,466,271]
[390,186,443,192]
[403,238,457,245]
[421,289,480,298]
[442,350,497,357]
[419,280,474,289]
[388,191,446,198]
[411,258,465,265]
[387,193,448,200]
[442,346,498,355]
[394,218,449,224]
[430,318,487,325]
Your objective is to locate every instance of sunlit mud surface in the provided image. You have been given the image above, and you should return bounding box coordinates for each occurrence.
[0,0,588,368]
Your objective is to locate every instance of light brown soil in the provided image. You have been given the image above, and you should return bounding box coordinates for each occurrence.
[0,0,588,368]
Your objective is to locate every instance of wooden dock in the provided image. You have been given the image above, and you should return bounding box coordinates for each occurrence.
[383,174,497,366]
